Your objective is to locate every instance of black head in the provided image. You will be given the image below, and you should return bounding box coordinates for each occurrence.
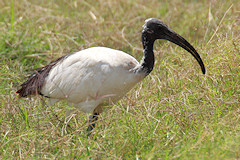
[142,18,206,74]
[142,18,171,40]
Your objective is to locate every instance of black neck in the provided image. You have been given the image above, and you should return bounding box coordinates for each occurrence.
[137,34,155,75]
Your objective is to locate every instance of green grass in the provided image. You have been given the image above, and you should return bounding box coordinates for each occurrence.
[0,0,239,159]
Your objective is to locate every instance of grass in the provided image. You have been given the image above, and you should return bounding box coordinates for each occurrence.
[0,0,239,159]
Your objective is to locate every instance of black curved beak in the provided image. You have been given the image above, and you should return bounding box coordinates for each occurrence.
[162,29,206,74]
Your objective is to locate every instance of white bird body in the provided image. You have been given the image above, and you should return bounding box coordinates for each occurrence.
[41,47,144,113]
[17,18,205,133]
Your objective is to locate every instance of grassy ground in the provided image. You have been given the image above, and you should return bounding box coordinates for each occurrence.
[0,0,239,159]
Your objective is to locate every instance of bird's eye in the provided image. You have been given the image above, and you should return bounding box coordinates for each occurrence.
[147,29,154,34]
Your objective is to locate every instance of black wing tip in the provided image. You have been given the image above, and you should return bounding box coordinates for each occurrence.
[16,88,27,98]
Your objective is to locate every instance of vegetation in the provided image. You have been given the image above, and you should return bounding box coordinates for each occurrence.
[0,0,239,159]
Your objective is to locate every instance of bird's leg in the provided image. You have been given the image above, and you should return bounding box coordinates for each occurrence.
[87,112,99,133]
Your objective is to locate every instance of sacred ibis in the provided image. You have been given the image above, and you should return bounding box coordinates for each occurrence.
[16,18,206,133]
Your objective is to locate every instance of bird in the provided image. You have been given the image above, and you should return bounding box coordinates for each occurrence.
[16,18,206,134]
